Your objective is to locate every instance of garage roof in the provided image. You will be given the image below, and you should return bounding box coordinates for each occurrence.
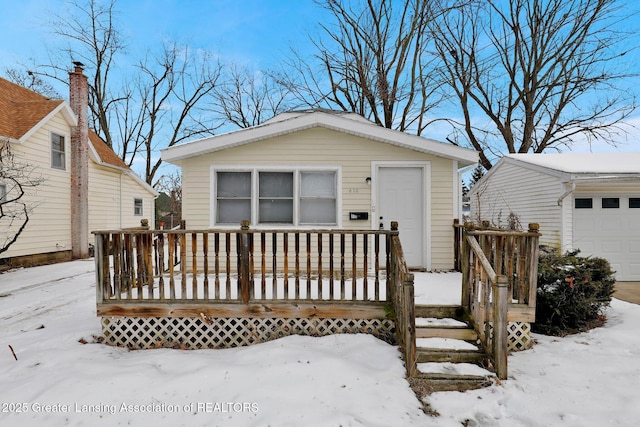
[505,153,640,174]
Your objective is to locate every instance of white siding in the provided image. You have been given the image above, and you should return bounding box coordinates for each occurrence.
[1,113,72,259]
[2,108,155,260]
[470,161,565,248]
[175,127,459,270]
[88,164,156,238]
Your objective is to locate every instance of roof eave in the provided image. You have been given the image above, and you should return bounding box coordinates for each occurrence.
[162,112,478,165]
[89,141,159,197]
[16,102,78,144]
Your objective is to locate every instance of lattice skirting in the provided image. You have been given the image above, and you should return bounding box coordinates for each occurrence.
[487,321,532,352]
[101,317,396,350]
[507,322,532,351]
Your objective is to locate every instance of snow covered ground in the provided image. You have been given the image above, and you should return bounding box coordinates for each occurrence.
[1,260,639,426]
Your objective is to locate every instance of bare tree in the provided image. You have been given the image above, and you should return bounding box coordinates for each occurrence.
[431,0,637,170]
[211,65,296,129]
[0,141,43,255]
[155,171,182,227]
[30,0,223,185]
[278,0,444,135]
[3,69,61,99]
[36,0,125,150]
[118,43,223,185]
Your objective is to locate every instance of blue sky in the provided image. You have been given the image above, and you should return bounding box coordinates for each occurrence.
[0,0,322,71]
[1,0,640,158]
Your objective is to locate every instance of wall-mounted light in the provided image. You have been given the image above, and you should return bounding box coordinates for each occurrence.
[365,177,371,185]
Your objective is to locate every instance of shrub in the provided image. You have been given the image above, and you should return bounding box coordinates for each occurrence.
[533,249,616,336]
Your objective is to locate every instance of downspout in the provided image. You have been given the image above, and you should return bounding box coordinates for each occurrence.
[119,172,123,228]
[557,181,575,252]
[557,181,576,206]
[458,163,477,219]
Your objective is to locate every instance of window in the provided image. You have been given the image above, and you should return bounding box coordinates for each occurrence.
[217,172,251,223]
[0,183,6,203]
[602,198,619,209]
[629,198,640,209]
[300,171,336,224]
[574,198,592,209]
[134,198,143,216]
[51,133,65,170]
[214,169,338,226]
[259,172,294,223]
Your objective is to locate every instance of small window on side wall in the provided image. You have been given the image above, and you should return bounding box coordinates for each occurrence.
[629,198,640,208]
[134,198,143,216]
[602,198,619,209]
[574,198,592,209]
[51,133,65,170]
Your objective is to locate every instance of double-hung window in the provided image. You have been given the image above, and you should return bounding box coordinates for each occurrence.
[134,198,143,216]
[214,168,338,226]
[51,133,65,170]
[300,171,336,224]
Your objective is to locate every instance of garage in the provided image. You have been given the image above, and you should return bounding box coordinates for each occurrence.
[573,195,640,281]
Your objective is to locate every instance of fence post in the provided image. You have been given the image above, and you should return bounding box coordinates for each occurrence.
[493,275,509,380]
[240,220,251,303]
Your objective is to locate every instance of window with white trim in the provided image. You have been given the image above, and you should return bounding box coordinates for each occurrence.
[214,169,338,226]
[134,198,143,216]
[51,133,65,170]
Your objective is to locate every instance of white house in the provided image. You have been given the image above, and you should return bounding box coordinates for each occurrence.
[0,64,157,268]
[162,110,478,271]
[470,153,640,281]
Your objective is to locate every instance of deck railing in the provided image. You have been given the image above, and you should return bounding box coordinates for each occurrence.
[94,221,417,376]
[387,229,416,377]
[460,221,541,379]
[94,221,414,319]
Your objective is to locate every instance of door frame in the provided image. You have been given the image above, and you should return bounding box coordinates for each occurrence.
[371,161,431,270]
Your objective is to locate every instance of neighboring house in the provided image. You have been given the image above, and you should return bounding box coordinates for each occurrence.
[162,110,478,270]
[470,153,640,281]
[0,64,157,268]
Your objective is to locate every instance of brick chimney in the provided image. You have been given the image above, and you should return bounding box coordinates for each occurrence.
[69,62,89,259]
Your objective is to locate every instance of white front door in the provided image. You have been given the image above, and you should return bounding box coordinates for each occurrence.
[377,166,425,268]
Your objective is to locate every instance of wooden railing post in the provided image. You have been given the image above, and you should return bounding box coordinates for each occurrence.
[453,219,461,271]
[493,275,509,380]
[95,233,105,304]
[527,223,541,308]
[239,220,251,303]
[461,222,474,309]
[387,221,399,302]
[404,273,416,377]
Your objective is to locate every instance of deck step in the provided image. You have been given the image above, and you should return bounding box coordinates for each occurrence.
[412,306,493,391]
[416,372,495,392]
[415,317,468,327]
[416,348,488,365]
[416,325,478,340]
[415,305,467,320]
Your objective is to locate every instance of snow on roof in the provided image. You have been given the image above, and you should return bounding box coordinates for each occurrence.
[506,152,640,174]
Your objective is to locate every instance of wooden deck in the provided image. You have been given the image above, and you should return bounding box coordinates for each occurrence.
[93,220,540,386]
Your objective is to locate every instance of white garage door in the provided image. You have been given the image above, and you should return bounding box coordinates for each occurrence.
[573,195,640,281]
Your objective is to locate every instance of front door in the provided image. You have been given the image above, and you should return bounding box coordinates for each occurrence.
[377,166,425,268]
